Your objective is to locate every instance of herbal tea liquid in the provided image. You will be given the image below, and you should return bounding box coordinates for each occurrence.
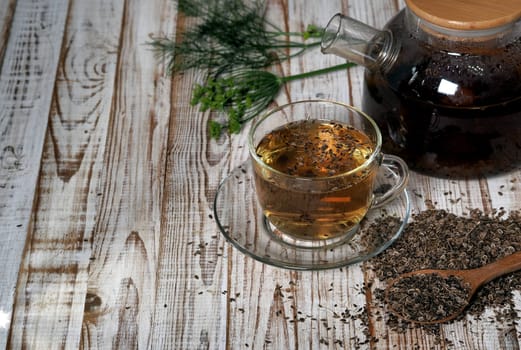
[253,119,377,242]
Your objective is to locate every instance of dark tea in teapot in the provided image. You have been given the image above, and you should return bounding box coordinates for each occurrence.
[364,11,521,177]
[323,0,521,177]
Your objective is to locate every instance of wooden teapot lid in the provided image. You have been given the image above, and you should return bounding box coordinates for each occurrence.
[405,0,521,30]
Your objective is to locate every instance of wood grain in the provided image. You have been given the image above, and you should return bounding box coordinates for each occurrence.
[7,0,124,348]
[1,0,521,349]
[0,0,68,348]
[406,0,521,30]
[0,0,16,64]
[81,0,175,347]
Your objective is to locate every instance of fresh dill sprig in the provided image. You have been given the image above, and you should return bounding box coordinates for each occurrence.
[149,0,323,74]
[191,63,357,138]
[191,70,280,137]
[149,0,357,139]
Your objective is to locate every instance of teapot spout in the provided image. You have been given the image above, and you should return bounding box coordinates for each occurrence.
[321,13,398,72]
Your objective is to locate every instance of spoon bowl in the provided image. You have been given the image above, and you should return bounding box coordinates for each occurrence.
[385,250,521,324]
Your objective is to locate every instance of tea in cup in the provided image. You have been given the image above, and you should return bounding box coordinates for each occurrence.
[248,100,408,248]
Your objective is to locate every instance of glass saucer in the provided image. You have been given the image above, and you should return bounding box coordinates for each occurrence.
[213,161,410,270]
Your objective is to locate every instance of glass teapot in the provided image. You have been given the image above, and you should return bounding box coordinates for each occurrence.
[321,0,521,177]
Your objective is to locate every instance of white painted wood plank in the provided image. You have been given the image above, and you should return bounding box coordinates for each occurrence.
[80,0,175,347]
[7,0,126,348]
[0,0,68,347]
[0,0,16,61]
[1,0,520,348]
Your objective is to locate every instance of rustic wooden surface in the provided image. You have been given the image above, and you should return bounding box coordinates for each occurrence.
[1,0,521,349]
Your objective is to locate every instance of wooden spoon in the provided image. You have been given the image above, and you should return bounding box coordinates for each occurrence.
[385,250,521,324]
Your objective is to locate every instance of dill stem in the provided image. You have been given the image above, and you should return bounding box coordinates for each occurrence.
[270,31,317,37]
[270,41,321,49]
[279,62,357,83]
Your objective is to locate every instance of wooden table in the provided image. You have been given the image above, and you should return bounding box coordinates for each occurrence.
[2,0,521,348]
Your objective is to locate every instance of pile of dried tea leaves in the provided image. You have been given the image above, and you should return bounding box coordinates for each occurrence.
[364,209,521,332]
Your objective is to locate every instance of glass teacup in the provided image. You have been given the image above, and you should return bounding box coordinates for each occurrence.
[248,100,408,248]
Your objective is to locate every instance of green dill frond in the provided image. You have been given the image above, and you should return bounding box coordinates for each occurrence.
[193,63,356,138]
[149,0,322,75]
[208,120,224,138]
[147,37,180,74]
[149,0,356,139]
[303,24,324,40]
[177,0,260,18]
[192,70,282,138]
[177,0,204,17]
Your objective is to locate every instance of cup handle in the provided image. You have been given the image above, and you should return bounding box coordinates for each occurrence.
[371,154,409,208]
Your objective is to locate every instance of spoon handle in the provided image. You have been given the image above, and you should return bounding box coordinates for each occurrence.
[467,250,521,286]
